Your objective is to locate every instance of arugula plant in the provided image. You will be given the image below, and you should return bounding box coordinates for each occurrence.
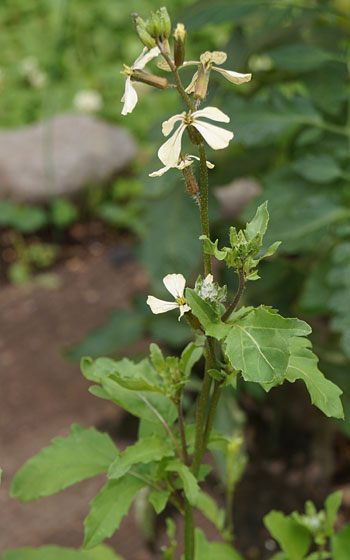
[8,7,348,560]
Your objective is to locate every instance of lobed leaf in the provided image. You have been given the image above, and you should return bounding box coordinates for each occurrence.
[285,338,344,419]
[165,459,199,505]
[225,307,310,384]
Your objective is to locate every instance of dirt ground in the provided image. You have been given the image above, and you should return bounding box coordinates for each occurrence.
[1,240,349,559]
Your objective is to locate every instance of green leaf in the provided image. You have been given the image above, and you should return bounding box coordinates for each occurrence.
[292,155,342,184]
[225,307,310,384]
[195,491,225,532]
[325,491,343,534]
[285,338,344,419]
[50,198,78,229]
[108,435,174,480]
[67,310,144,361]
[11,425,118,502]
[226,97,322,147]
[331,525,350,560]
[245,201,269,241]
[180,342,203,378]
[199,236,227,261]
[109,357,163,393]
[165,459,199,505]
[264,511,312,560]
[140,185,201,291]
[84,476,145,549]
[194,529,243,560]
[149,489,170,513]
[267,44,330,72]
[185,288,230,340]
[3,545,124,560]
[81,357,177,426]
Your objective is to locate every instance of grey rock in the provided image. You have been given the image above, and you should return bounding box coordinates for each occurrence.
[0,113,137,202]
[215,177,261,218]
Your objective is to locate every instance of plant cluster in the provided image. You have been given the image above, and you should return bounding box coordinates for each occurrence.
[5,5,349,560]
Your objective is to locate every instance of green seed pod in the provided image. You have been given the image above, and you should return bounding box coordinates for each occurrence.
[159,7,171,38]
[146,11,161,38]
[174,23,186,67]
[132,14,156,49]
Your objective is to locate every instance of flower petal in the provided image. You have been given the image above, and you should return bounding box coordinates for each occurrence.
[149,165,171,177]
[146,296,178,314]
[193,106,230,123]
[204,274,214,284]
[163,273,186,299]
[121,77,138,115]
[213,66,252,84]
[192,120,233,150]
[185,155,214,169]
[158,123,186,167]
[200,51,227,66]
[185,70,198,94]
[178,304,191,320]
[133,46,160,70]
[161,113,184,136]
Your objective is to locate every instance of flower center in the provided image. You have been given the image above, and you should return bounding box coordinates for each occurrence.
[121,64,133,76]
[183,113,194,126]
[175,296,187,306]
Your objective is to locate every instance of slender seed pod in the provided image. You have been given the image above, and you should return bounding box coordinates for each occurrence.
[131,71,168,89]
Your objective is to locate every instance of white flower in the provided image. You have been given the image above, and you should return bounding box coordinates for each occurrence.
[158,106,233,168]
[149,154,214,177]
[184,51,252,93]
[121,46,160,115]
[147,273,191,320]
[73,90,103,113]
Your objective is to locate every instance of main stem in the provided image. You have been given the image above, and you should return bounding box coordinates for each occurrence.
[198,142,211,277]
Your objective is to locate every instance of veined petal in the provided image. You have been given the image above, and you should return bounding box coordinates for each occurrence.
[178,304,191,320]
[200,51,227,66]
[158,123,186,167]
[121,77,138,115]
[177,159,194,170]
[162,113,184,136]
[193,106,230,123]
[185,71,198,94]
[163,273,186,299]
[149,165,171,177]
[133,46,160,70]
[146,296,178,314]
[213,66,252,84]
[181,61,200,67]
[192,120,233,150]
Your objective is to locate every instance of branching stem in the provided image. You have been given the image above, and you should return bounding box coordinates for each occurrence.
[222,268,246,322]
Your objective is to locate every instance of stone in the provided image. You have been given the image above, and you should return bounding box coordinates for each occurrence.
[0,113,137,202]
[215,177,261,218]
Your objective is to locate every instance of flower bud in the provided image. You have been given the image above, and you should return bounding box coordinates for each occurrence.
[131,70,168,90]
[132,14,156,49]
[182,165,199,196]
[146,11,161,38]
[174,23,186,68]
[159,7,171,38]
[194,64,210,100]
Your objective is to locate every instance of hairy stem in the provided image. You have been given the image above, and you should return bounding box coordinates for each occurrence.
[191,338,216,476]
[198,142,211,277]
[157,42,195,112]
[222,268,246,322]
[175,398,189,465]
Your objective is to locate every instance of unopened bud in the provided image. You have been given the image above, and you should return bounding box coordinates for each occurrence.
[131,70,168,89]
[182,165,199,196]
[159,7,171,38]
[174,23,186,67]
[194,64,210,100]
[146,11,161,38]
[132,14,156,49]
